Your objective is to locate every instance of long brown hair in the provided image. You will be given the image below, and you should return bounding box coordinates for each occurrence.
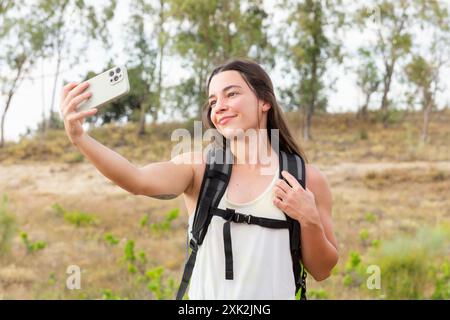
[202,58,308,162]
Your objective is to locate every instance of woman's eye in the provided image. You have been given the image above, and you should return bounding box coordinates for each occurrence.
[228,92,238,97]
[209,101,216,107]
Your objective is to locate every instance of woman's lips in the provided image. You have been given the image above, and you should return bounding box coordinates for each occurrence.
[219,115,237,125]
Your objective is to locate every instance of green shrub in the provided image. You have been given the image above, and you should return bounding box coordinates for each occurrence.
[358,128,369,140]
[145,266,176,300]
[364,212,377,223]
[0,194,16,255]
[103,233,119,246]
[52,203,97,227]
[431,261,450,300]
[369,225,450,299]
[139,214,149,228]
[101,289,127,300]
[63,210,97,227]
[359,229,370,243]
[150,208,179,232]
[308,289,330,299]
[20,231,47,253]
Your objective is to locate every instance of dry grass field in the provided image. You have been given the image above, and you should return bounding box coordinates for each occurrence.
[0,109,449,299]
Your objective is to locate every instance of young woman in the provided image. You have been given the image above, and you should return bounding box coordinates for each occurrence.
[60,58,338,300]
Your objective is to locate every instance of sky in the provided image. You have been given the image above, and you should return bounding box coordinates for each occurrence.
[2,0,449,143]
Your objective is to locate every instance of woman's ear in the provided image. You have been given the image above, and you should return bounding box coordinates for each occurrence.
[260,101,271,113]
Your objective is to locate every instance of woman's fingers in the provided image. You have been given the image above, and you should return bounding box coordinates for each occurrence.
[67,108,98,122]
[273,186,286,200]
[275,179,291,193]
[281,170,303,190]
[60,82,78,107]
[63,81,90,110]
[64,91,92,116]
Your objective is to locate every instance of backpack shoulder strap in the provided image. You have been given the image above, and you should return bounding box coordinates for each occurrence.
[279,150,308,300]
[176,146,232,299]
[191,146,233,244]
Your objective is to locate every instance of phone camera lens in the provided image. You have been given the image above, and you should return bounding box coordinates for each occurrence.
[109,71,114,77]
[116,67,121,73]
[114,76,119,81]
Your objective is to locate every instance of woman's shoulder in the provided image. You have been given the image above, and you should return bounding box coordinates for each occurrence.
[171,151,206,167]
[305,163,331,194]
[171,151,206,184]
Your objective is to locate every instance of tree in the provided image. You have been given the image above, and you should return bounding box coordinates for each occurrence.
[356,0,414,126]
[355,48,381,120]
[0,4,47,147]
[125,0,169,136]
[166,0,275,119]
[278,0,344,141]
[405,0,450,143]
[36,0,117,130]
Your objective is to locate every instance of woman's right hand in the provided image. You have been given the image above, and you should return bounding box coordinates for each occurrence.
[60,81,98,145]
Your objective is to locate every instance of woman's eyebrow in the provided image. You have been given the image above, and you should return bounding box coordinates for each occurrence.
[208,85,242,99]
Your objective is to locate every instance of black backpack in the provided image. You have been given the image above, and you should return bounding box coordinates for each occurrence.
[176,146,307,300]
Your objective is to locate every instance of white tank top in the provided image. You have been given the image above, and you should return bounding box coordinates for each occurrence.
[187,166,296,300]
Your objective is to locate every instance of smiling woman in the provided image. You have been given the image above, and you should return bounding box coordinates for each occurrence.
[59,57,338,301]
[176,58,339,300]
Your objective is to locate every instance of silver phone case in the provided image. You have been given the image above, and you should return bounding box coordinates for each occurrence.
[77,65,130,112]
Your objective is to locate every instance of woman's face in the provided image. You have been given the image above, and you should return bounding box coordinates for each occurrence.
[208,70,270,138]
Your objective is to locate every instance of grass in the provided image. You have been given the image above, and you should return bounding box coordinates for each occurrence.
[1,109,449,165]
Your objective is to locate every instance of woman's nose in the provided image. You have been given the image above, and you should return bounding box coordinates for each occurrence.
[214,98,228,112]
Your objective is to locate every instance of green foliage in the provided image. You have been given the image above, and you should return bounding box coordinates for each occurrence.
[52,203,97,227]
[101,289,128,300]
[343,250,366,288]
[0,193,16,255]
[150,208,179,232]
[103,233,119,246]
[371,239,381,249]
[369,225,450,299]
[359,229,370,243]
[118,237,176,299]
[364,212,377,223]
[20,231,46,253]
[308,289,330,300]
[123,240,136,263]
[358,128,369,140]
[145,266,176,300]
[431,261,450,300]
[139,214,149,228]
[63,210,97,227]
[345,251,362,272]
[51,203,66,217]
[375,108,404,125]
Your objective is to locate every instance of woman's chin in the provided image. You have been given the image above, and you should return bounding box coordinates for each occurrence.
[219,126,244,139]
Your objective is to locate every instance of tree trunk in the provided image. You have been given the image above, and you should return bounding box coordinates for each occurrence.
[357,92,371,120]
[421,93,433,144]
[138,102,148,136]
[155,0,165,126]
[48,45,62,129]
[303,107,312,142]
[0,61,24,148]
[380,63,395,127]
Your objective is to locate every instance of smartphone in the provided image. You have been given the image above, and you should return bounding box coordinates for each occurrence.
[77,65,130,112]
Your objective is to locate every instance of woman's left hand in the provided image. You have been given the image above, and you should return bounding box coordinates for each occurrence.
[273,170,322,228]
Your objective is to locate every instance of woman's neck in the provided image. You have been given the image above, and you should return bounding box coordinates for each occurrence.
[228,131,278,174]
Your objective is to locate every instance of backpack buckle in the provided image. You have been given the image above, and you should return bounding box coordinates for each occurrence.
[235,213,251,224]
[189,238,198,251]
